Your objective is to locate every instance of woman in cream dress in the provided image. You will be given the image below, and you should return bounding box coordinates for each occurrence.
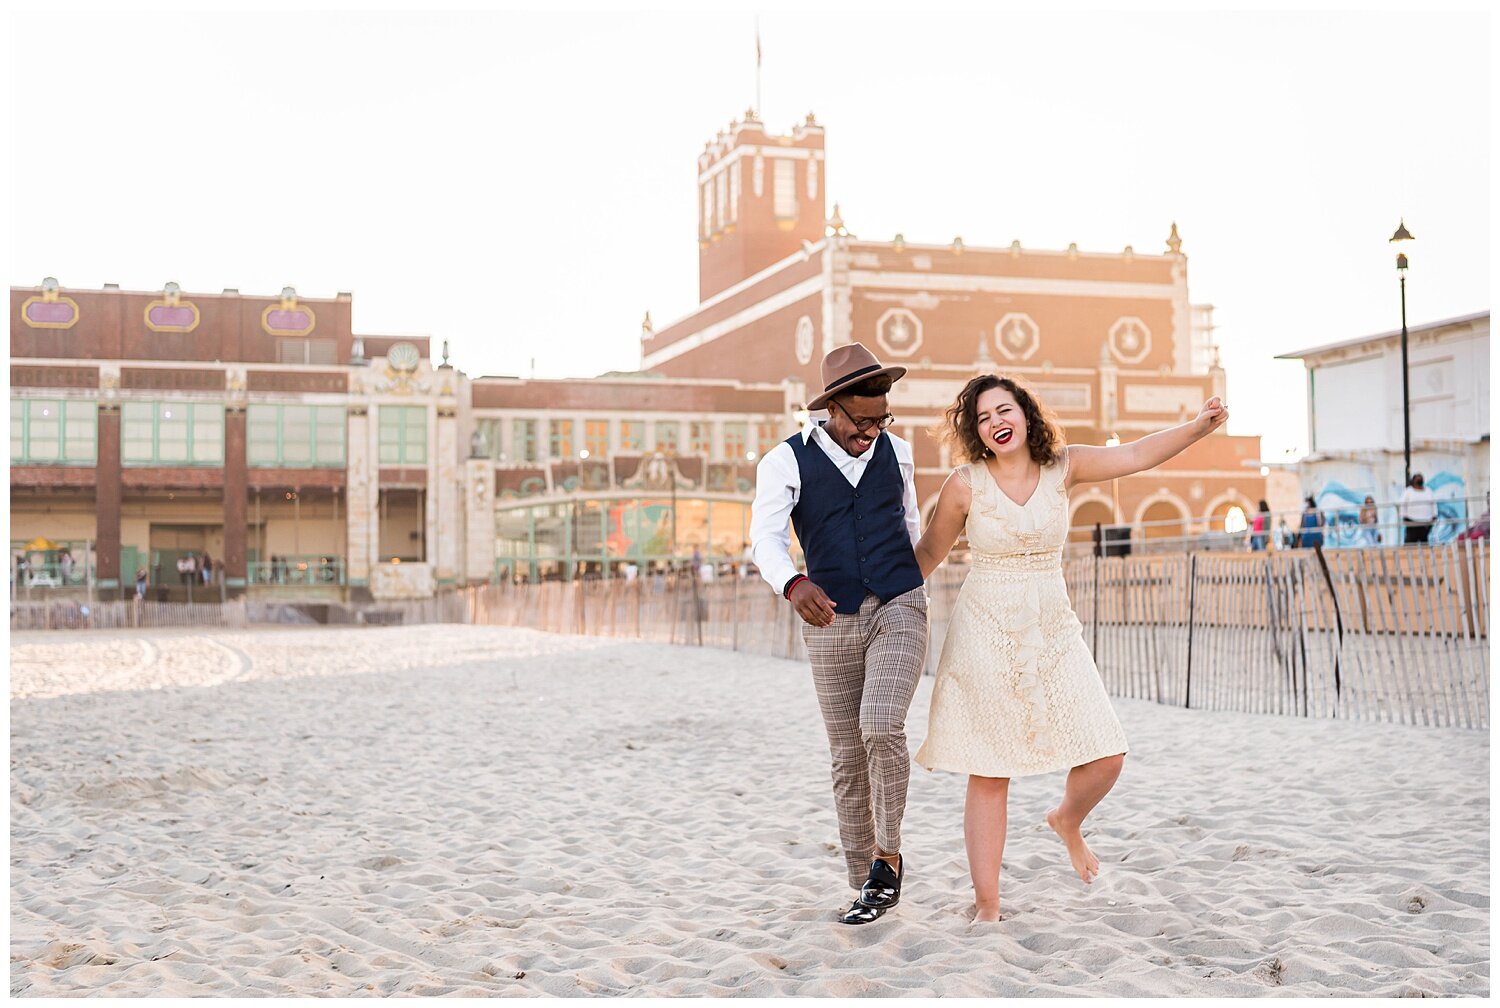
[913,374,1228,922]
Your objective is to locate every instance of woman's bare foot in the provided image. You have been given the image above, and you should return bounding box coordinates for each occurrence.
[1046,808,1101,883]
[972,899,1001,923]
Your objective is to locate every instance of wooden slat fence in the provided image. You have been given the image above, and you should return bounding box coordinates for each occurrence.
[12,542,1486,728]
[467,541,1489,729]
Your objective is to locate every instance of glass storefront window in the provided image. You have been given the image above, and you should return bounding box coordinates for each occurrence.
[493,497,771,581]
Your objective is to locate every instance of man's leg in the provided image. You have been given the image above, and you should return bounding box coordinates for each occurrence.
[803,607,877,890]
[860,588,929,867]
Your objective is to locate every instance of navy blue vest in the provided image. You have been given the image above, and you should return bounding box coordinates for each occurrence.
[788,428,924,614]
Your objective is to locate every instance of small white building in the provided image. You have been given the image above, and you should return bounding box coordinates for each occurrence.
[1277,311,1489,543]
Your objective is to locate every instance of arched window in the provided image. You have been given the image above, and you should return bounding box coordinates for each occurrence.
[1069,499,1116,544]
[1140,498,1190,541]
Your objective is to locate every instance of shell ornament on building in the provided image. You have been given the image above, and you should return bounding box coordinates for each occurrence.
[377,342,429,395]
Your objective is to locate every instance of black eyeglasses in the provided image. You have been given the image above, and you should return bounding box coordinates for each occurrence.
[829,399,895,434]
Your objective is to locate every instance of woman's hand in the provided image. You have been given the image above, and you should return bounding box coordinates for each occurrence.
[1194,396,1228,436]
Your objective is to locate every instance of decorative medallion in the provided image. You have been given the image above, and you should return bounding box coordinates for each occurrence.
[875,307,922,359]
[144,281,200,332]
[262,286,316,336]
[794,316,815,365]
[994,313,1039,362]
[21,277,79,329]
[1108,316,1152,365]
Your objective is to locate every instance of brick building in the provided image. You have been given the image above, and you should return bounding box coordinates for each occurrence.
[10,280,461,600]
[642,110,1266,540]
[10,279,810,594]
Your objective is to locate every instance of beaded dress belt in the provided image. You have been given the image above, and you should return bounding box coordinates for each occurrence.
[970,548,1063,573]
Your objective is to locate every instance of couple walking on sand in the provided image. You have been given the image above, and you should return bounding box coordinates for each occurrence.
[749,343,1228,924]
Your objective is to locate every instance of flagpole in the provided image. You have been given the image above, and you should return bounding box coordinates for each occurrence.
[755,18,761,117]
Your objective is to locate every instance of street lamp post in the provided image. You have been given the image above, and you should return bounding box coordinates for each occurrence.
[1389,219,1415,488]
[1104,433,1122,525]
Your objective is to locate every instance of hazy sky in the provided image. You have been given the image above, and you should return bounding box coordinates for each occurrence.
[7,8,1490,461]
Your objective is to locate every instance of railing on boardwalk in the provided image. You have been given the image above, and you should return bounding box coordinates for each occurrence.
[464,540,1489,729]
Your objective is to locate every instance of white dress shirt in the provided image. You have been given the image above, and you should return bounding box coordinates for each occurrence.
[749,422,921,595]
[1399,485,1438,523]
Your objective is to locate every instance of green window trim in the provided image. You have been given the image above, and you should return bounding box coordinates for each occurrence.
[248,404,346,468]
[513,418,539,463]
[11,398,97,465]
[548,419,573,459]
[619,419,644,453]
[689,421,712,456]
[654,421,681,454]
[378,405,427,465]
[120,401,224,467]
[723,421,749,461]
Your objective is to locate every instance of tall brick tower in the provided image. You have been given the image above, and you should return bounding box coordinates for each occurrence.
[696,110,826,302]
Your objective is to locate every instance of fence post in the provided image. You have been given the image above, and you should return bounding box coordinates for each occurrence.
[731,573,740,651]
[1183,552,1197,708]
[1310,543,1343,707]
[1091,550,1100,659]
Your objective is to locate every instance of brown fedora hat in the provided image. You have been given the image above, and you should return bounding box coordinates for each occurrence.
[805,342,907,411]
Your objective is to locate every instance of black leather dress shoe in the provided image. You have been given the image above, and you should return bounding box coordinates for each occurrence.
[859,855,904,910]
[837,897,884,925]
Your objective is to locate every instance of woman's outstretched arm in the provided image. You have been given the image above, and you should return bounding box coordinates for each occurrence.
[914,469,972,579]
[1067,397,1228,489]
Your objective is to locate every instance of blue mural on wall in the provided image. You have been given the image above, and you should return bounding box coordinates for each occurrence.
[1312,470,1471,547]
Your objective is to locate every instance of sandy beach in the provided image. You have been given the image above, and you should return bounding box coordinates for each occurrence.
[9,624,1489,996]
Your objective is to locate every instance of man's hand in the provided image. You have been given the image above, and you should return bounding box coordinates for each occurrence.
[790,579,838,628]
[1194,396,1228,436]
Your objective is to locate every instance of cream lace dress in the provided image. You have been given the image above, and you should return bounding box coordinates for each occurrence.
[915,455,1129,779]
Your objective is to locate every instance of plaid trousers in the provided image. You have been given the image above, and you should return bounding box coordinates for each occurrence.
[802,586,929,889]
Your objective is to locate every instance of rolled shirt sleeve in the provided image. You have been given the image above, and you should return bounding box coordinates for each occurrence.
[895,439,921,547]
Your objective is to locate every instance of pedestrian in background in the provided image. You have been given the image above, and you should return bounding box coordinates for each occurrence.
[1399,473,1437,544]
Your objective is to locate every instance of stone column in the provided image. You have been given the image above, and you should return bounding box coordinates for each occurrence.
[465,458,496,584]
[434,404,460,585]
[346,405,374,592]
[223,406,248,591]
[96,404,123,595]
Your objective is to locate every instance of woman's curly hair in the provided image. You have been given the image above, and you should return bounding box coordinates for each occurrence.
[935,374,1066,466]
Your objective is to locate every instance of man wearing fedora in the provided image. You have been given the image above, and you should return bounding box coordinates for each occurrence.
[750,342,929,925]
